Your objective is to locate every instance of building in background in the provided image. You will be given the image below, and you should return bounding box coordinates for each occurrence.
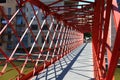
[0,0,16,54]
[0,0,27,53]
[0,0,78,54]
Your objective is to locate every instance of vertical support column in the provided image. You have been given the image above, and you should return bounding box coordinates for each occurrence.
[92,0,103,79]
[92,0,113,80]
[105,0,120,80]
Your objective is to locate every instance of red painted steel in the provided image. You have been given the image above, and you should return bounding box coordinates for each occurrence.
[0,0,84,79]
[0,0,120,80]
[92,0,120,80]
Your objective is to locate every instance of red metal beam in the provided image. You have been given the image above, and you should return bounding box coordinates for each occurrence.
[92,0,104,79]
[100,0,112,71]
[0,0,94,79]
[105,0,120,80]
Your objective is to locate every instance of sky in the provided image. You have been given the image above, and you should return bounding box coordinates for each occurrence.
[79,0,95,5]
[85,0,95,2]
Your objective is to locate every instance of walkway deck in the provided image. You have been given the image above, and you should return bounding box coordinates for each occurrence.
[32,43,94,80]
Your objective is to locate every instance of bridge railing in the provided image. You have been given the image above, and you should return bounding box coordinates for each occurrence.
[92,0,120,80]
[0,0,83,79]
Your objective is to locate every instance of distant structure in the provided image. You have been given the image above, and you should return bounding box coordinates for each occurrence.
[0,0,17,55]
[0,0,78,54]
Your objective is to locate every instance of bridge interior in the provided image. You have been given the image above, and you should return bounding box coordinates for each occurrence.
[0,0,120,80]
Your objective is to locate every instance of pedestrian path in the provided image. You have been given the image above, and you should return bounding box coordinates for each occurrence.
[32,43,94,80]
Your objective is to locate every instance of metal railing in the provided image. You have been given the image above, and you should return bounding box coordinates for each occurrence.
[0,0,83,79]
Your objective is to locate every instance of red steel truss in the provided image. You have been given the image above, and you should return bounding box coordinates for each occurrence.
[92,0,120,80]
[0,0,120,80]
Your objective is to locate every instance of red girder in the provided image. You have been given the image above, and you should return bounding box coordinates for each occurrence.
[92,0,120,80]
[0,0,120,80]
[62,15,85,20]
[47,0,93,7]
[0,0,83,79]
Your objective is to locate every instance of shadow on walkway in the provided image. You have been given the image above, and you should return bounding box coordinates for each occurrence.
[34,43,93,80]
[56,43,87,80]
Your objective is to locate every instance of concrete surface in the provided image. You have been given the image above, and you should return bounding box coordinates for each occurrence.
[32,43,94,80]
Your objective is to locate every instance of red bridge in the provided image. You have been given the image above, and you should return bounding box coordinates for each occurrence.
[0,0,120,80]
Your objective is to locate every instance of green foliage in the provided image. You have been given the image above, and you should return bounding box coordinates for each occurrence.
[0,61,34,80]
[115,68,120,80]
